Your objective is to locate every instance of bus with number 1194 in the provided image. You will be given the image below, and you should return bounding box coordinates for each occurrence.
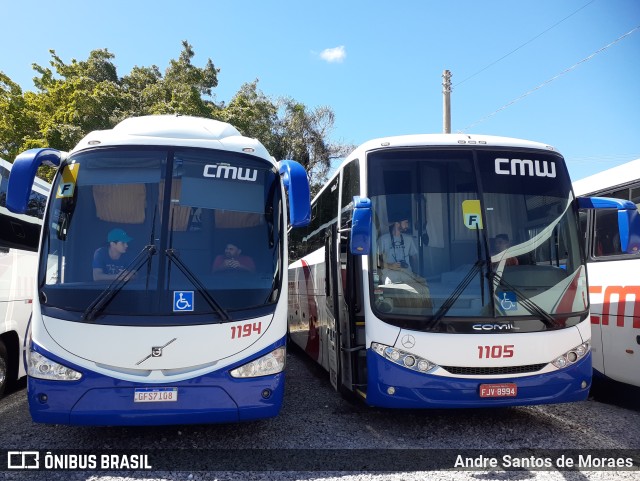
[288,133,640,408]
[1,115,310,425]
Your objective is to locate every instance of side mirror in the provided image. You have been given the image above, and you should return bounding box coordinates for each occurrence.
[577,196,640,254]
[350,196,372,255]
[7,148,61,214]
[618,208,640,253]
[279,159,311,227]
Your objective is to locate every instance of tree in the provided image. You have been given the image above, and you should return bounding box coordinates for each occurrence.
[0,73,37,161]
[273,99,354,194]
[0,42,352,189]
[125,40,220,117]
[218,80,278,150]
[218,81,353,193]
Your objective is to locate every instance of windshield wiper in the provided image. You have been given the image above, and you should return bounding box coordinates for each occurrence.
[421,259,485,331]
[491,271,561,329]
[82,244,157,323]
[165,249,231,322]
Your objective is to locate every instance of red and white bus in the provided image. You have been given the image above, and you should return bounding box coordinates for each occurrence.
[573,158,640,389]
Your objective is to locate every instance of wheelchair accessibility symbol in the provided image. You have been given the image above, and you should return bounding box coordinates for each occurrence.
[500,291,517,311]
[173,291,194,312]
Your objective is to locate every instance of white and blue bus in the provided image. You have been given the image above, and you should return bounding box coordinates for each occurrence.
[573,158,640,389]
[288,134,639,408]
[0,158,49,397]
[2,115,310,425]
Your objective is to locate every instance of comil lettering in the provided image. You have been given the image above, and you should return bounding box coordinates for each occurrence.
[472,323,517,331]
[495,158,556,178]
[203,164,258,182]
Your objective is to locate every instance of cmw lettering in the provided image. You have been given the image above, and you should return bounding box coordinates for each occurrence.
[203,164,258,182]
[495,158,556,178]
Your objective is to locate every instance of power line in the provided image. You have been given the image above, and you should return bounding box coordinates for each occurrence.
[454,0,597,88]
[461,24,640,132]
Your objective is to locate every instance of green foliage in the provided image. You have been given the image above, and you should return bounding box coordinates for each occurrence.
[0,41,351,190]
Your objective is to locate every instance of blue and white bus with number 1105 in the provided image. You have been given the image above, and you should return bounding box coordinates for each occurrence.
[288,133,640,408]
[2,115,310,425]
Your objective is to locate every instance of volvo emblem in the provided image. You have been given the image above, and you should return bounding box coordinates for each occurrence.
[137,338,177,365]
[401,334,416,349]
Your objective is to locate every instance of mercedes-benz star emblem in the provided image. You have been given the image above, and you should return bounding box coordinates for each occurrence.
[401,334,416,349]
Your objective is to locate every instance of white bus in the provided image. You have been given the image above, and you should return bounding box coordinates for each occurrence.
[288,134,639,408]
[573,158,640,389]
[0,157,49,398]
[1,115,310,424]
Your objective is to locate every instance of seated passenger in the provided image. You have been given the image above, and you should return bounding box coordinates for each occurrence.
[493,233,519,267]
[212,242,256,273]
[92,228,135,281]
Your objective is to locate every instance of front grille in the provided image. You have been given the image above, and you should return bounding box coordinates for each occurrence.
[440,363,547,376]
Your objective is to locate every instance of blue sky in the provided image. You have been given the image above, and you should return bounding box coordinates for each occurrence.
[2,0,639,181]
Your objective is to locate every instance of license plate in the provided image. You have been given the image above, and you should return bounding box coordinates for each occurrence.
[479,383,517,398]
[134,387,178,403]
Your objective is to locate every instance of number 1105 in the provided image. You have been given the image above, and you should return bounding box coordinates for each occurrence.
[477,345,514,358]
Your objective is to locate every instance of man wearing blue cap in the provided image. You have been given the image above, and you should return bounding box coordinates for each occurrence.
[92,228,134,281]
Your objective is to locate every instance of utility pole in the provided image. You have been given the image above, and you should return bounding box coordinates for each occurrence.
[442,70,452,134]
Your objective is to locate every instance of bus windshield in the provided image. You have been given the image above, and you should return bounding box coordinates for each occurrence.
[368,148,586,331]
[40,146,283,325]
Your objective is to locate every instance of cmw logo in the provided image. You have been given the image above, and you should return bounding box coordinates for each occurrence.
[495,158,556,178]
[203,164,258,182]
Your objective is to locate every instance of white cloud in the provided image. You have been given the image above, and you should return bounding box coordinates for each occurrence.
[319,46,346,63]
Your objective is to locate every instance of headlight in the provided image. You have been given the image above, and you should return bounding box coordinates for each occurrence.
[229,347,286,378]
[28,350,82,381]
[371,342,437,373]
[552,340,590,369]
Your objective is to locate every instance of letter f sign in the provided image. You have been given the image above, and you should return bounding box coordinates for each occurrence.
[57,182,75,198]
[462,200,483,230]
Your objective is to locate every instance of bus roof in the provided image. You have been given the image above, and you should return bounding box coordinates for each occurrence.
[312,133,561,204]
[70,115,274,163]
[573,158,640,196]
[351,133,558,157]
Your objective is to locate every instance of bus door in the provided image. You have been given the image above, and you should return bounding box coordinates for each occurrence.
[324,225,341,390]
[325,223,365,395]
[339,230,366,396]
[325,224,366,391]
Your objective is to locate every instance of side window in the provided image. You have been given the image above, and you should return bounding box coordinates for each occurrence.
[593,210,623,257]
[340,159,360,228]
[631,186,640,209]
[578,211,588,256]
[589,184,638,259]
[0,165,9,207]
[27,190,47,219]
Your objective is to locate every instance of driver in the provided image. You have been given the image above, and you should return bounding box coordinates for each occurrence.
[92,228,135,281]
[377,212,422,284]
